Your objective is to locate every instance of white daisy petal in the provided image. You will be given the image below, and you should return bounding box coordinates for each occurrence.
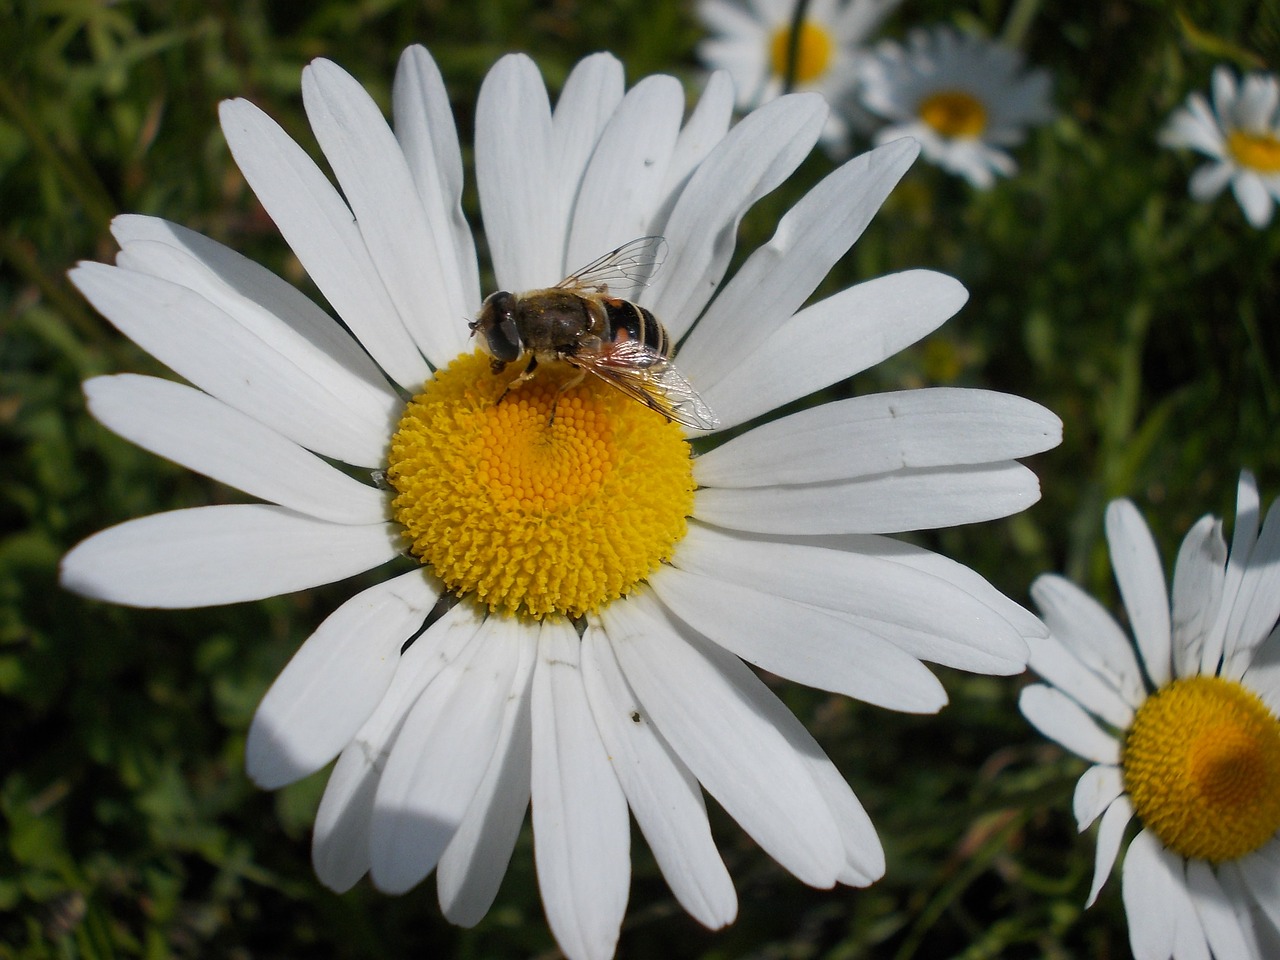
[1171,514,1227,674]
[665,596,888,886]
[392,45,481,320]
[678,138,919,390]
[695,461,1041,535]
[84,375,386,525]
[247,570,440,790]
[1085,794,1134,907]
[312,601,486,892]
[1017,685,1121,765]
[1123,829,1211,960]
[69,262,396,467]
[1022,629,1134,730]
[580,623,737,930]
[475,54,559,290]
[60,505,398,609]
[1185,860,1259,960]
[657,70,735,219]
[1205,472,1262,673]
[1233,173,1275,227]
[550,54,627,263]
[1223,496,1280,677]
[652,92,829,338]
[109,214,401,466]
[1188,161,1235,201]
[218,98,431,389]
[1216,863,1267,959]
[531,619,630,960]
[1243,622,1280,714]
[437,618,537,928]
[565,75,685,276]
[809,532,1048,641]
[703,270,968,427]
[1072,764,1125,832]
[303,59,470,368]
[1236,840,1280,933]
[650,565,946,712]
[673,523,1028,674]
[602,593,845,888]
[1030,574,1146,707]
[695,388,1060,487]
[369,615,522,895]
[1105,499,1173,688]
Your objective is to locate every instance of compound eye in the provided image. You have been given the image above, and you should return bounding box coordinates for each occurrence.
[477,292,522,363]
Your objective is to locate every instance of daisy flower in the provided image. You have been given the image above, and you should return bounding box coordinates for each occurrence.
[1160,66,1280,228]
[859,25,1052,189]
[62,46,1061,960]
[1020,473,1280,959]
[696,0,901,151]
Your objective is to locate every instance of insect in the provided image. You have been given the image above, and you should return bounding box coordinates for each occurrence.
[469,236,720,431]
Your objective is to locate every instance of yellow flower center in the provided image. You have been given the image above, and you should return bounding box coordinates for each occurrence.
[1122,676,1280,863]
[1227,129,1280,174]
[386,351,696,620]
[768,20,836,85]
[918,90,988,138]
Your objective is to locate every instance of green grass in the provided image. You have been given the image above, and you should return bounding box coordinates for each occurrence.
[3,0,1279,957]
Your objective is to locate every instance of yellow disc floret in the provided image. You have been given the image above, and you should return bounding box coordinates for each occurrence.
[386,352,696,620]
[1122,675,1280,863]
[1227,129,1280,174]
[769,20,836,85]
[918,90,988,138]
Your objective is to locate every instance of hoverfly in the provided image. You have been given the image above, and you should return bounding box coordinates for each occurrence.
[469,236,720,431]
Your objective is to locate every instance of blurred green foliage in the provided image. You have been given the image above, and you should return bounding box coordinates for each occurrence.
[2,0,1279,957]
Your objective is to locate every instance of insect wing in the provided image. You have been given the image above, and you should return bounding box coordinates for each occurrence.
[557,236,667,294]
[574,338,720,431]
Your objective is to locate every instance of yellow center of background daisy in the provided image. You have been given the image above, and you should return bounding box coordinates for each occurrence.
[918,90,988,138]
[1227,130,1280,173]
[1122,676,1280,863]
[386,351,695,620]
[769,20,835,85]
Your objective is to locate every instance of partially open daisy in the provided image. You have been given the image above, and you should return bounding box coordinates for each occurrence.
[1160,66,1280,228]
[62,46,1061,960]
[1020,473,1280,958]
[696,0,901,151]
[859,25,1052,189]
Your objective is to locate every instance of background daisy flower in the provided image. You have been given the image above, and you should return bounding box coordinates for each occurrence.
[59,45,1060,960]
[1160,65,1280,228]
[859,25,1053,189]
[696,0,901,151]
[1020,472,1280,959]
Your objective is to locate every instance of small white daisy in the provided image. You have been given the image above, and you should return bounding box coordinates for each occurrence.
[1020,473,1280,959]
[1160,65,1280,228]
[62,46,1061,960]
[859,25,1052,189]
[696,0,901,151]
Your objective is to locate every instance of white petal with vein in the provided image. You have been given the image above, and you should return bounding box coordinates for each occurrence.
[84,375,385,524]
[247,570,439,789]
[531,619,630,960]
[61,504,399,608]
[219,98,431,389]
[581,623,737,929]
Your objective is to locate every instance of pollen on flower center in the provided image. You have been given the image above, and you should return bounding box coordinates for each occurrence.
[768,20,836,85]
[918,90,988,138]
[386,351,696,620]
[1122,675,1280,863]
[1227,129,1280,174]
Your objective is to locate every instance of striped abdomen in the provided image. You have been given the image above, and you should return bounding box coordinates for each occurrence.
[603,298,669,357]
